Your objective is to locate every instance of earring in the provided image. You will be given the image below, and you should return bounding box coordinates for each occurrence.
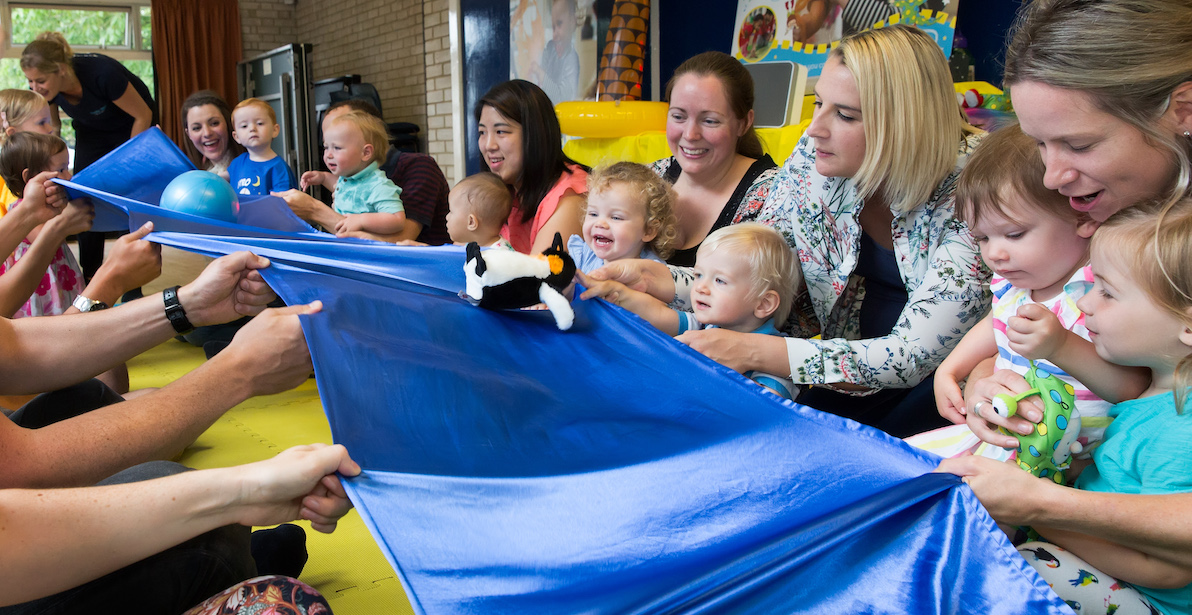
[1185,130,1191,138]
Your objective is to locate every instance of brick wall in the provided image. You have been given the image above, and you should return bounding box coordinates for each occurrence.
[238,0,297,59]
[292,0,429,149]
[423,0,457,182]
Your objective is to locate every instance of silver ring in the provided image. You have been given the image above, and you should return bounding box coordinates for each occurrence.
[973,400,988,419]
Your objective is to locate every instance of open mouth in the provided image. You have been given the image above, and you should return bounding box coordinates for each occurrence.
[680,146,707,157]
[1069,191,1101,213]
[591,233,614,248]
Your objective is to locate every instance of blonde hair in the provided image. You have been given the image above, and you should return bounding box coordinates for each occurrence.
[957,123,1075,226]
[0,132,67,197]
[831,24,972,213]
[19,31,72,75]
[1092,198,1192,412]
[586,161,679,259]
[0,89,49,146]
[232,98,278,125]
[1004,0,1192,209]
[326,110,390,162]
[453,172,513,228]
[697,222,801,325]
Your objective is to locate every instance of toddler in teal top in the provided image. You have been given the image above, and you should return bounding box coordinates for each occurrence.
[1007,200,1192,615]
[302,110,405,237]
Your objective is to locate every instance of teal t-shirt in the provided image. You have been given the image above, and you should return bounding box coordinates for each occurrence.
[333,161,404,216]
[1076,392,1192,614]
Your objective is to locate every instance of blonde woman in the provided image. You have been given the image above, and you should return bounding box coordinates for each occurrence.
[594,25,986,435]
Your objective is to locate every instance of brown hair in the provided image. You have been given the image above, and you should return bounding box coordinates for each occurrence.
[665,51,763,159]
[1004,0,1192,208]
[1092,198,1192,412]
[586,161,679,259]
[0,132,68,197]
[180,90,244,168]
[957,123,1075,226]
[453,172,513,228]
[19,31,72,75]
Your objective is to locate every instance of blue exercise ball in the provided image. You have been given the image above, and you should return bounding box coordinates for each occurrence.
[160,170,239,223]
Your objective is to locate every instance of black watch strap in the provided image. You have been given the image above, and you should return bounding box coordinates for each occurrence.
[163,285,194,334]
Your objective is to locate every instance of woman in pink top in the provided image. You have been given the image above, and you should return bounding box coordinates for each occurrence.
[475,79,586,254]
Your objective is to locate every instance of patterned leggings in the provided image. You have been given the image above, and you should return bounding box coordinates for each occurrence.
[184,576,331,615]
[1019,542,1158,615]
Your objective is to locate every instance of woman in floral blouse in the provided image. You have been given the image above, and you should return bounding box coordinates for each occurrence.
[593,25,987,436]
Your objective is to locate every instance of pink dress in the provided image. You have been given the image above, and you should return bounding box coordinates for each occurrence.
[501,165,588,254]
[0,200,84,318]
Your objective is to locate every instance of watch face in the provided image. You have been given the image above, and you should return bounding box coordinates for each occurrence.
[89,302,110,312]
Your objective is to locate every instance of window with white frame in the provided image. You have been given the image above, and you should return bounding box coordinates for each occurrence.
[0,1,152,146]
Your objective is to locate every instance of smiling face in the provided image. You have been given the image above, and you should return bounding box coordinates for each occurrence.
[478,105,524,188]
[9,103,53,135]
[805,56,866,179]
[691,246,770,332]
[1077,247,1190,380]
[23,65,66,101]
[969,192,1093,300]
[186,104,230,164]
[1011,80,1177,223]
[665,73,750,180]
[322,120,372,178]
[231,105,280,155]
[582,183,656,262]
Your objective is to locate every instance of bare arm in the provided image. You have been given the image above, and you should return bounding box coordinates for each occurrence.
[334,211,406,237]
[1006,304,1150,403]
[0,443,358,606]
[530,191,584,255]
[577,271,680,335]
[589,258,677,301]
[0,201,93,316]
[0,300,322,489]
[1036,525,1192,589]
[273,189,344,230]
[939,455,1192,570]
[935,314,997,424]
[63,222,162,313]
[111,83,153,138]
[0,251,275,393]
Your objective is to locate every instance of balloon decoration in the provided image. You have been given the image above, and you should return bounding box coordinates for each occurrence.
[596,0,649,102]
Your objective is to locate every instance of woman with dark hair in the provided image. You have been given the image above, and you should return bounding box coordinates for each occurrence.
[650,51,779,266]
[180,90,244,180]
[475,79,585,254]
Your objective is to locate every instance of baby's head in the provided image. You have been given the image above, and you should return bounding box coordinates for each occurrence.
[322,110,389,178]
[0,131,69,197]
[448,172,513,245]
[583,161,678,262]
[1084,198,1192,411]
[551,0,577,48]
[692,223,800,333]
[231,98,280,155]
[0,89,52,145]
[958,123,1096,299]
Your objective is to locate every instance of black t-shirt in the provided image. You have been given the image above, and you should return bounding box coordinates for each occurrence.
[52,54,156,172]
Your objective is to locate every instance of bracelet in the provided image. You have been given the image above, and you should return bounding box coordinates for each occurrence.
[163,285,194,334]
[71,295,109,312]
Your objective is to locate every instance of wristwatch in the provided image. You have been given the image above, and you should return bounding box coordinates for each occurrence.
[72,295,109,312]
[163,285,194,333]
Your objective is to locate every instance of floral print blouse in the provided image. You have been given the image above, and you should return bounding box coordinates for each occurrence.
[674,133,989,389]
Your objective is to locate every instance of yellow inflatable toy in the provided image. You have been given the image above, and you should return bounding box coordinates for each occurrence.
[556,100,667,139]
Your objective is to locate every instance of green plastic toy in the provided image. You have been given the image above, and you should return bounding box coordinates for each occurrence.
[991,361,1083,484]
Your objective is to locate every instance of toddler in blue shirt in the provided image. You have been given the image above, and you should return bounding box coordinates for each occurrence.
[227,98,296,196]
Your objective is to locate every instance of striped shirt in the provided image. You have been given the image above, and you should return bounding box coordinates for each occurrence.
[990,266,1110,453]
[841,0,896,35]
[382,148,452,246]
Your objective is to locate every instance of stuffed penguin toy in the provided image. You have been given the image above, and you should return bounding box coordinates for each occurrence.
[463,232,577,330]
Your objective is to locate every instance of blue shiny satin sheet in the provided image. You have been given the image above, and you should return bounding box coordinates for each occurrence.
[66,130,1073,614]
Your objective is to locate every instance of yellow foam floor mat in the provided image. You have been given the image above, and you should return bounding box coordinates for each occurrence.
[129,340,414,615]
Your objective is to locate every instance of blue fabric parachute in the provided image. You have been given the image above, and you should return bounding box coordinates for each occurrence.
[65,129,1073,614]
